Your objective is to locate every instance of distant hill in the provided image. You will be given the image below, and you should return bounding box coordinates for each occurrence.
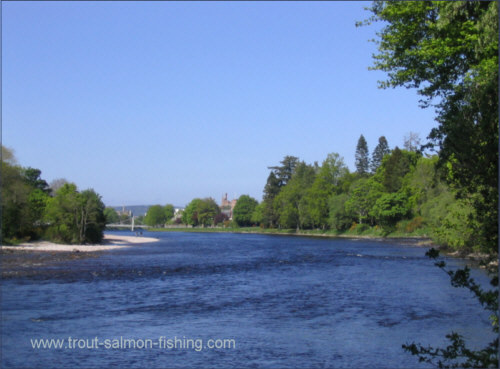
[112,205,184,217]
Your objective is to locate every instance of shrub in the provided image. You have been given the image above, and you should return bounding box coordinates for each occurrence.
[356,223,370,234]
[405,216,424,233]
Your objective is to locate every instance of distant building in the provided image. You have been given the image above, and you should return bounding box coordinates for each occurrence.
[220,193,237,220]
[116,206,132,217]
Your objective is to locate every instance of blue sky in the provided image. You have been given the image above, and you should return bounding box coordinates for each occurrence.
[3,1,437,207]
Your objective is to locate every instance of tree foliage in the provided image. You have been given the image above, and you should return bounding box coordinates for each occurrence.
[104,207,120,224]
[164,204,175,222]
[182,198,220,227]
[1,146,107,244]
[379,147,417,193]
[268,155,299,187]
[144,205,167,227]
[232,195,258,227]
[360,0,498,253]
[44,184,105,244]
[360,1,499,365]
[274,162,316,229]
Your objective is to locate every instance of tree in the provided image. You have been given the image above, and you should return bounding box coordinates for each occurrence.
[345,178,384,225]
[328,193,352,231]
[372,191,411,232]
[1,151,49,241]
[262,171,281,227]
[77,189,106,244]
[251,202,265,226]
[49,178,70,194]
[300,153,348,229]
[232,195,259,227]
[44,184,106,244]
[214,212,229,226]
[360,0,498,253]
[182,198,220,227]
[379,147,417,193]
[403,132,421,153]
[104,207,120,224]
[182,198,203,226]
[371,136,390,172]
[1,146,17,165]
[360,6,499,362]
[403,156,440,215]
[164,204,175,223]
[23,167,51,194]
[268,155,299,187]
[144,205,167,227]
[355,135,370,175]
[196,198,220,227]
[274,162,316,229]
[1,160,33,240]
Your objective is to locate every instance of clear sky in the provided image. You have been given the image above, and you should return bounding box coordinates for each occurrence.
[3,1,437,207]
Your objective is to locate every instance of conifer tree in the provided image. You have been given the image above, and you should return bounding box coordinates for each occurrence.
[371,136,390,173]
[355,135,369,175]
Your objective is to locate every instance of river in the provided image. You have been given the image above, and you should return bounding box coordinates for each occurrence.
[1,231,495,368]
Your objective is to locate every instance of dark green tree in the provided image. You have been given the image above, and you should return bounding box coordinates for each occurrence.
[232,195,259,227]
[1,161,33,240]
[371,136,390,173]
[379,147,417,193]
[262,171,281,227]
[1,152,50,241]
[268,155,299,187]
[355,135,370,175]
[23,167,51,194]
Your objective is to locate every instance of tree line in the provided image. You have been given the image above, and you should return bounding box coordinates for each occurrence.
[251,133,486,254]
[162,130,485,255]
[1,147,106,244]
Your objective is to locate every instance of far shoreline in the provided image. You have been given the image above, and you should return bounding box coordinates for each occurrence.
[149,226,434,243]
[148,227,496,263]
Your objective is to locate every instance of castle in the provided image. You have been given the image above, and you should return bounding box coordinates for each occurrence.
[220,193,237,219]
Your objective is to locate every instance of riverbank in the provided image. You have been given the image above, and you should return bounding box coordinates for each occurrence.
[0,234,159,278]
[0,234,159,252]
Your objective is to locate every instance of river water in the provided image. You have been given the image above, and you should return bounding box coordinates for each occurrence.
[1,231,495,368]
